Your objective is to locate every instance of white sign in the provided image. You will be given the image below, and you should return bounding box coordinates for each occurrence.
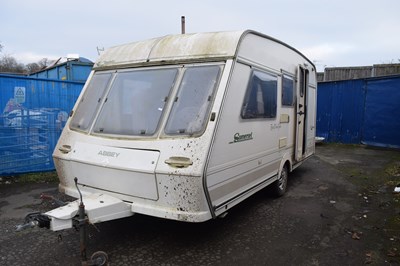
[14,87,26,103]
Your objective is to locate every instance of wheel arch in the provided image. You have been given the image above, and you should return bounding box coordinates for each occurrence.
[278,152,293,176]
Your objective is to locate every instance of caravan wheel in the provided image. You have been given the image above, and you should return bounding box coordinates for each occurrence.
[273,165,288,197]
[90,251,109,266]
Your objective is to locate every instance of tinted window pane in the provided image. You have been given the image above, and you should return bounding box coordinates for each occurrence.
[241,71,277,119]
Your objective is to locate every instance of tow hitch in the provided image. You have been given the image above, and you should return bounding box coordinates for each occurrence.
[15,193,66,231]
[73,177,109,266]
[15,212,51,231]
[15,177,114,266]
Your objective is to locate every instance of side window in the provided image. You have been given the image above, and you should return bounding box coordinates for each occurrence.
[241,70,277,119]
[282,75,295,106]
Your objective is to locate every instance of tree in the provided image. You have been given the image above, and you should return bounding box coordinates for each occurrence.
[0,54,26,73]
[38,58,49,69]
[26,62,41,73]
[25,58,49,74]
[0,44,50,74]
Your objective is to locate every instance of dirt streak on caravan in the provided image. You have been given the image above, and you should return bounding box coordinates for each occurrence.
[48,30,317,230]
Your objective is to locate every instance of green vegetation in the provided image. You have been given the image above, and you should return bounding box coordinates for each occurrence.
[1,171,58,184]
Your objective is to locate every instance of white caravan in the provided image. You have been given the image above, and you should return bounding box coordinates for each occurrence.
[48,30,317,231]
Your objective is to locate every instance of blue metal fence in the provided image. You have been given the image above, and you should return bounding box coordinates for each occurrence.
[0,74,84,175]
[317,75,400,148]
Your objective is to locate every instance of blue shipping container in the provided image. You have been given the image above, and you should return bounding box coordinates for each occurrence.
[29,58,93,82]
[0,74,84,175]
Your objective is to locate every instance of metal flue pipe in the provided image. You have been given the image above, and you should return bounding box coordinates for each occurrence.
[181,16,185,34]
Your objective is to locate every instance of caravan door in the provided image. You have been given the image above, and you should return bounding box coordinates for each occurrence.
[295,66,308,161]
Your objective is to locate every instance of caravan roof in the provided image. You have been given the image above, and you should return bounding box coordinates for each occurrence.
[94,31,245,70]
[94,30,314,71]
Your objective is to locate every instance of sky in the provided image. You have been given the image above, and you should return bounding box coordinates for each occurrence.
[1,0,399,72]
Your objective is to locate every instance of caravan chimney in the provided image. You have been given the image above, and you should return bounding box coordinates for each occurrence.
[181,16,185,34]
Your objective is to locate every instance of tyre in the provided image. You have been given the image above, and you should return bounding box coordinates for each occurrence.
[91,251,109,266]
[272,164,288,197]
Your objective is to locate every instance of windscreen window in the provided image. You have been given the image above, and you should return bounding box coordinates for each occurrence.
[70,73,112,132]
[69,64,222,138]
[241,70,277,119]
[164,65,221,135]
[92,68,178,136]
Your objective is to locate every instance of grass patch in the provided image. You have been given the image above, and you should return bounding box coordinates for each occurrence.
[386,162,400,177]
[19,171,58,183]
[337,149,400,190]
[1,171,59,184]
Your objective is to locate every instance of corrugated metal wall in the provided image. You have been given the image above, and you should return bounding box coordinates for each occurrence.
[0,74,84,175]
[363,78,400,148]
[317,75,400,148]
[317,79,365,143]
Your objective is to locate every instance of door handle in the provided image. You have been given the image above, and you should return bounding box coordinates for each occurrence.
[165,156,193,168]
[298,111,304,116]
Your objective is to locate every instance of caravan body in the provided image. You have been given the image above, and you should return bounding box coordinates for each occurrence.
[51,30,316,229]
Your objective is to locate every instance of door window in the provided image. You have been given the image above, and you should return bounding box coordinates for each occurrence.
[282,75,295,106]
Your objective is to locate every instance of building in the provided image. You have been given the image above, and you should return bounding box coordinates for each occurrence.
[317,63,400,82]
